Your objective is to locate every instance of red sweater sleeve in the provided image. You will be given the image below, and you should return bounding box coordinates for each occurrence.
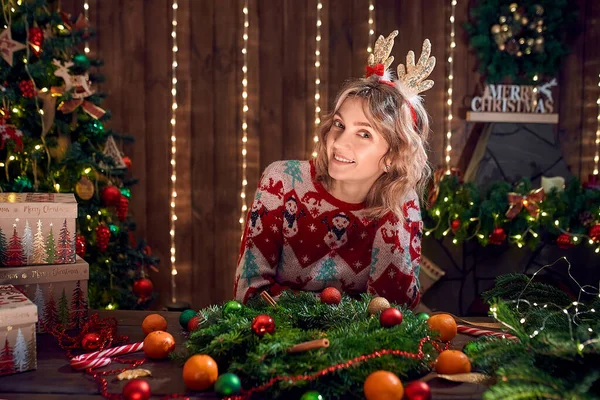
[367,193,422,308]
[234,163,285,303]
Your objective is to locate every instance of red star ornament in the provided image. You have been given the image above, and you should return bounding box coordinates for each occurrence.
[0,28,26,66]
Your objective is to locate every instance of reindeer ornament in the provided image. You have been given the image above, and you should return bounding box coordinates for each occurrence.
[51,58,105,119]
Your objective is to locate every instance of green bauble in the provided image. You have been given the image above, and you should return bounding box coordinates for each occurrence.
[120,188,131,198]
[179,309,196,329]
[416,312,430,321]
[214,372,241,396]
[109,224,119,234]
[13,175,33,191]
[84,120,105,138]
[300,391,324,400]
[223,300,243,317]
[73,53,91,69]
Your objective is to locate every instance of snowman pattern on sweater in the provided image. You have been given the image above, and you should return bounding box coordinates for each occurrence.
[234,160,422,308]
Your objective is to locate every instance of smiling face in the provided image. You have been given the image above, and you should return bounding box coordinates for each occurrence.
[325,97,390,188]
[333,214,350,230]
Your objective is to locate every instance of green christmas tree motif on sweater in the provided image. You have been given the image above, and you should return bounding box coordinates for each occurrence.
[283,160,303,188]
[315,258,337,287]
[369,247,380,275]
[45,225,56,264]
[241,252,260,285]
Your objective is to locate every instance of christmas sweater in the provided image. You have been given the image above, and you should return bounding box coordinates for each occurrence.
[234,160,423,308]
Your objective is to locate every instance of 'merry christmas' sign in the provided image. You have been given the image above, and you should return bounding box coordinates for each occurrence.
[471,79,556,114]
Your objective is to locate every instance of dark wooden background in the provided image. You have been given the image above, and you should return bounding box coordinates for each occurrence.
[58,0,600,310]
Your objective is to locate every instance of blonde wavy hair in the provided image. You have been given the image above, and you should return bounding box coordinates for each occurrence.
[313,76,432,220]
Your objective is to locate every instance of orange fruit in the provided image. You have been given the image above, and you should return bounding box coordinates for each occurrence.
[143,330,176,359]
[183,354,219,391]
[427,313,457,342]
[434,350,472,374]
[142,313,168,336]
[363,370,404,400]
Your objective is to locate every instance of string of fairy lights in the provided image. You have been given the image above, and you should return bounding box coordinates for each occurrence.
[595,73,600,175]
[367,1,374,54]
[445,0,457,173]
[83,1,89,54]
[169,0,179,303]
[239,0,249,227]
[311,1,323,158]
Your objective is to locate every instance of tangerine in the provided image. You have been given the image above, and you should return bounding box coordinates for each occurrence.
[427,314,457,342]
[434,350,472,374]
[183,354,219,391]
[143,330,176,359]
[363,370,404,400]
[142,313,168,336]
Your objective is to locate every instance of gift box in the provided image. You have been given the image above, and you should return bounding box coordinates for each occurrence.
[0,284,38,376]
[0,257,88,332]
[0,192,78,267]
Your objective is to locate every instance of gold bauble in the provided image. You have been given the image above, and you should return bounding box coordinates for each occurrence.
[75,176,95,200]
[491,24,501,34]
[367,297,390,315]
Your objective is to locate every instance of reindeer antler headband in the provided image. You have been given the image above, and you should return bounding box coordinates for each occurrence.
[366,31,436,123]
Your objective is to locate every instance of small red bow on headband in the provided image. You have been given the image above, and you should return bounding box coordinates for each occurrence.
[366,63,385,78]
[505,188,545,220]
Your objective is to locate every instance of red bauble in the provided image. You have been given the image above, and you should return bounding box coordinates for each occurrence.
[76,234,87,257]
[187,316,201,332]
[123,156,132,170]
[556,233,574,249]
[28,27,43,56]
[251,314,276,337]
[95,225,110,252]
[144,245,152,256]
[122,379,151,400]
[404,381,432,400]
[379,308,403,328]
[589,224,600,242]
[320,287,342,305]
[489,227,507,245]
[81,333,101,351]
[117,196,129,221]
[18,80,36,98]
[133,278,154,300]
[451,218,461,233]
[101,185,122,207]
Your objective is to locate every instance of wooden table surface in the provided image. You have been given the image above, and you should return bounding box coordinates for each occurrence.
[0,310,489,399]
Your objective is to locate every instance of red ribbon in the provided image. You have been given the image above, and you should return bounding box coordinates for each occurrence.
[505,188,545,220]
[366,63,385,78]
[0,118,24,152]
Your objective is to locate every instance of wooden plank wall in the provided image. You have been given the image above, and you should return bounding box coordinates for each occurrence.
[57,0,599,309]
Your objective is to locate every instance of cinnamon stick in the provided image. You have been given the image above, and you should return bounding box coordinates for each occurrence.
[287,339,330,353]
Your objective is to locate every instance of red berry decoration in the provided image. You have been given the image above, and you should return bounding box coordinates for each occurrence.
[320,287,342,305]
[95,225,110,252]
[187,316,201,332]
[123,156,132,170]
[18,80,36,98]
[76,234,86,257]
[28,27,44,56]
[488,227,506,245]
[122,379,151,400]
[101,185,122,207]
[451,218,461,233]
[81,333,102,351]
[404,381,431,400]
[117,196,129,221]
[556,233,574,249]
[380,308,403,328]
[133,278,154,301]
[251,314,276,337]
[589,224,600,242]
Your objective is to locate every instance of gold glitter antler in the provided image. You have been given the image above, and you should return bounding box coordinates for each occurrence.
[397,39,436,96]
[367,30,399,69]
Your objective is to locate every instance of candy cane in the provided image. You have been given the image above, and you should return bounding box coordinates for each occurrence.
[457,324,518,340]
[70,342,144,370]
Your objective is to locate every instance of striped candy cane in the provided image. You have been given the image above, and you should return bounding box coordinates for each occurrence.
[70,342,144,370]
[457,324,518,340]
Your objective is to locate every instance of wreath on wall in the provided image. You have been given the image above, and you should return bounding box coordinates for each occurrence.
[464,0,579,84]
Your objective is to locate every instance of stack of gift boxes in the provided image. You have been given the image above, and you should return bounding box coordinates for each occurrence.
[0,193,89,376]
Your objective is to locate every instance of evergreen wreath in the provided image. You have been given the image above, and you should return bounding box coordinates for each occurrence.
[464,0,578,84]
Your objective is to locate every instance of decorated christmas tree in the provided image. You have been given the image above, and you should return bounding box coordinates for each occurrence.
[31,220,46,264]
[0,0,157,308]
